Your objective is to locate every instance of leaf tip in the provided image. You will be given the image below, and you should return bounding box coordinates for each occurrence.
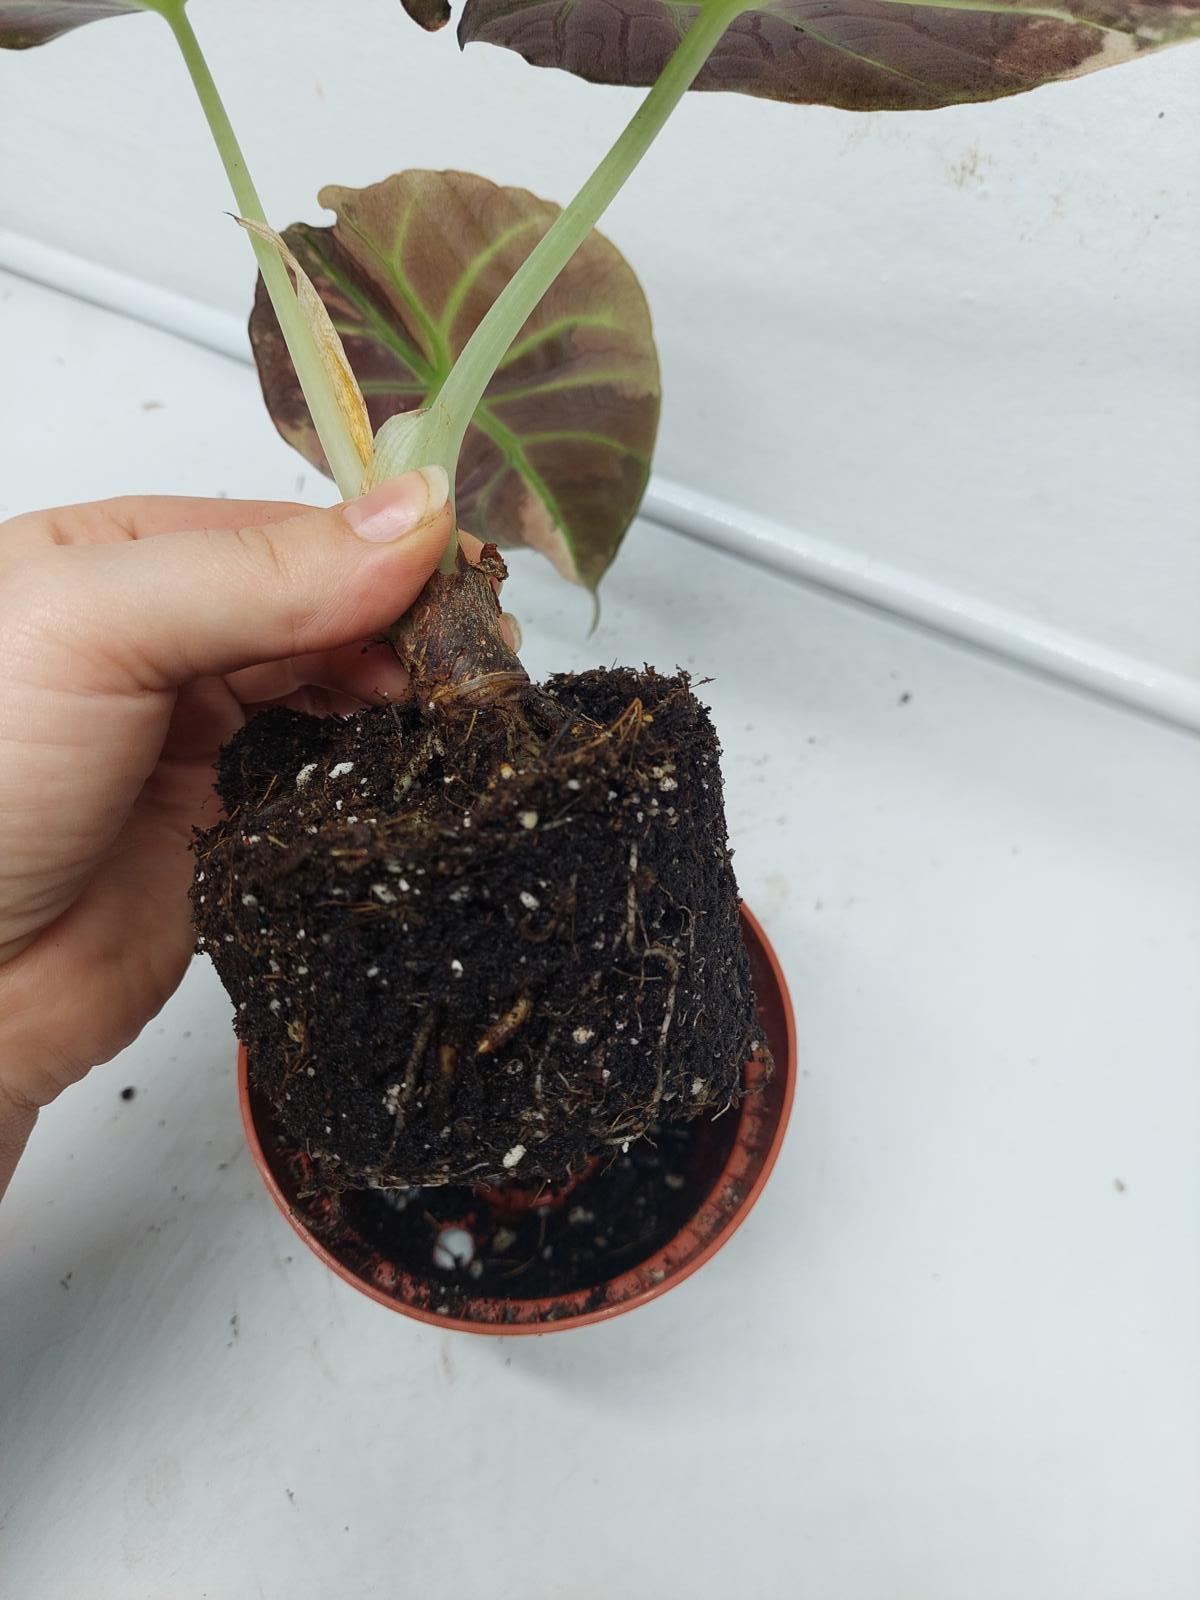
[399,0,452,31]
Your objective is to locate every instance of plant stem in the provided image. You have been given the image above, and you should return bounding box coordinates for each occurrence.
[157,0,365,498]
[370,0,745,572]
[438,0,742,452]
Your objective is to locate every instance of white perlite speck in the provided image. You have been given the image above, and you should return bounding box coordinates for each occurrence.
[329,761,355,778]
[371,883,397,904]
[572,1026,594,1045]
[518,810,538,830]
[432,1226,474,1271]
[501,1143,526,1169]
[295,763,317,788]
[449,959,464,977]
[691,1076,705,1096]
[240,893,258,909]
[519,890,540,911]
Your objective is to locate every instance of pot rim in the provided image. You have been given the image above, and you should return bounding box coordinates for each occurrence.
[238,902,795,1335]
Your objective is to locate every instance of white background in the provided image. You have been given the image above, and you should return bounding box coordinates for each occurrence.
[1,6,1199,1594]
[1,0,1198,673]
[0,274,1198,1599]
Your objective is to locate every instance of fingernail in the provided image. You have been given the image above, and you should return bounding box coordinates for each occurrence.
[344,466,450,542]
[501,611,523,652]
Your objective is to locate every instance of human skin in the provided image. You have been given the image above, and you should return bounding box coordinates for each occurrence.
[0,471,497,1199]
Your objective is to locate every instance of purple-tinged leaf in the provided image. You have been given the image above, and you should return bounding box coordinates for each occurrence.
[399,0,451,29]
[0,0,155,49]
[457,0,1200,112]
[250,170,660,589]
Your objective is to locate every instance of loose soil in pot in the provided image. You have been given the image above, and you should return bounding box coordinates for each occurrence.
[194,547,768,1188]
[347,1110,733,1308]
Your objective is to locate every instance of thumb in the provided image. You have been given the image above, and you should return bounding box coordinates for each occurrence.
[37,467,453,691]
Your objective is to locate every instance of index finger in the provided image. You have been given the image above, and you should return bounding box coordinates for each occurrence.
[0,494,314,562]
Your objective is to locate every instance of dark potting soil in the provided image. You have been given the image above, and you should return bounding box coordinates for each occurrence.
[195,667,767,1188]
[346,1107,737,1305]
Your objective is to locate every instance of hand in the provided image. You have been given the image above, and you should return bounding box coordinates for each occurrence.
[0,473,456,1192]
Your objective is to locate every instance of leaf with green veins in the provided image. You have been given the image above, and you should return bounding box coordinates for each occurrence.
[0,0,165,49]
[250,170,660,590]
[456,0,1200,112]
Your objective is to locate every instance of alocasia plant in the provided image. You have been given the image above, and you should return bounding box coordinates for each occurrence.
[2,0,1196,1205]
[3,0,1196,584]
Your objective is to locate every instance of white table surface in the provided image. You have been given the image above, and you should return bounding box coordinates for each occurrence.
[1,271,1198,1599]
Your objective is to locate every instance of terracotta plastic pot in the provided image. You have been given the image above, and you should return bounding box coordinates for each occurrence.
[239,904,795,1335]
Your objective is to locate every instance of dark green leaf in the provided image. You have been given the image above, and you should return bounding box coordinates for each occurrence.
[457,0,1200,112]
[250,170,661,589]
[0,0,156,49]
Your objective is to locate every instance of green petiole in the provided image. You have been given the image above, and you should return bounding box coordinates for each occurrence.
[156,0,745,560]
[156,0,366,499]
[369,0,747,572]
